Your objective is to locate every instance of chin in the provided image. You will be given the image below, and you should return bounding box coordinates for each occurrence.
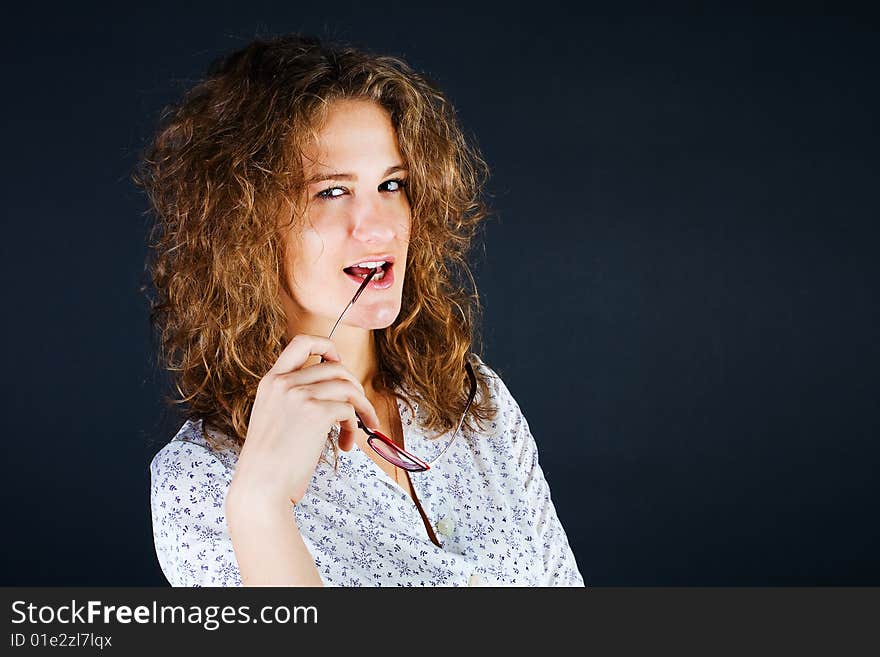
[350,302,401,330]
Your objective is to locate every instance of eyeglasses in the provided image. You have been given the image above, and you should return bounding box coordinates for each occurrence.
[319,267,477,472]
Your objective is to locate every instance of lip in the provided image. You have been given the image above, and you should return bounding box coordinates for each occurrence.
[343,254,396,269]
[343,262,395,290]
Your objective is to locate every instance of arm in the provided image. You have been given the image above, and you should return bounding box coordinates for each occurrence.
[224,484,323,587]
[514,411,585,586]
[491,369,586,587]
[149,437,325,587]
[149,440,242,586]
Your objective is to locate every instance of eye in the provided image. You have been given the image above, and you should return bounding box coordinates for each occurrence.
[381,178,408,193]
[315,178,407,201]
[316,185,347,200]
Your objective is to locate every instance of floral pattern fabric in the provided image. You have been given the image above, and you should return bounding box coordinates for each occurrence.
[149,355,585,587]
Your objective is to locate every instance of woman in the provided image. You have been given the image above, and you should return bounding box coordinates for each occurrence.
[138,34,584,586]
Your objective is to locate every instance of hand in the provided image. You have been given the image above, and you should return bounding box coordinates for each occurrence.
[229,334,382,507]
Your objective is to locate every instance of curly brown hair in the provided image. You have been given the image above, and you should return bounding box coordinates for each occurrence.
[134,34,499,454]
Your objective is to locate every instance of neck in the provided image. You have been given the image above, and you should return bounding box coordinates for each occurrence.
[335,324,379,392]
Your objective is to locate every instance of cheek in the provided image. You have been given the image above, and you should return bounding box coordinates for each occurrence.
[302,202,334,225]
[396,209,412,238]
[285,231,329,286]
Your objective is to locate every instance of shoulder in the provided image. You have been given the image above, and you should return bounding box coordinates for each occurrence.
[467,353,522,424]
[149,418,239,489]
[468,353,503,398]
[466,353,537,461]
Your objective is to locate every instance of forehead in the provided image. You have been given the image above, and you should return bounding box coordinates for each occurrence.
[301,99,402,171]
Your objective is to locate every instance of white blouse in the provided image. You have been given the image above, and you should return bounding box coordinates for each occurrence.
[149,354,585,587]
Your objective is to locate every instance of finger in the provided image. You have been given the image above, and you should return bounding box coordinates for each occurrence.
[268,334,341,376]
[288,361,366,395]
[303,381,382,432]
[325,401,366,449]
[337,417,358,452]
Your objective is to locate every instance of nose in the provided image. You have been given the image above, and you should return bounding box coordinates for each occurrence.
[349,195,403,243]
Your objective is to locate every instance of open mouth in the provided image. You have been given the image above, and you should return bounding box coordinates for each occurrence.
[342,260,395,290]
[342,261,392,281]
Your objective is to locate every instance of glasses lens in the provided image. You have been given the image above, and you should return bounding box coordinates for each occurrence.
[368,435,425,472]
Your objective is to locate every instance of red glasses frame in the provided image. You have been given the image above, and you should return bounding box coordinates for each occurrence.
[358,359,476,471]
[320,267,477,472]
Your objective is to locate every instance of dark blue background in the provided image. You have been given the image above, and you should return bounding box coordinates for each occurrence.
[1,3,877,585]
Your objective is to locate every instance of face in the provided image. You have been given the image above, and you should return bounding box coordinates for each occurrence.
[281,98,411,335]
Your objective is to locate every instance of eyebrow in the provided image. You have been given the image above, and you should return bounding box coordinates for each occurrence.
[303,164,408,186]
